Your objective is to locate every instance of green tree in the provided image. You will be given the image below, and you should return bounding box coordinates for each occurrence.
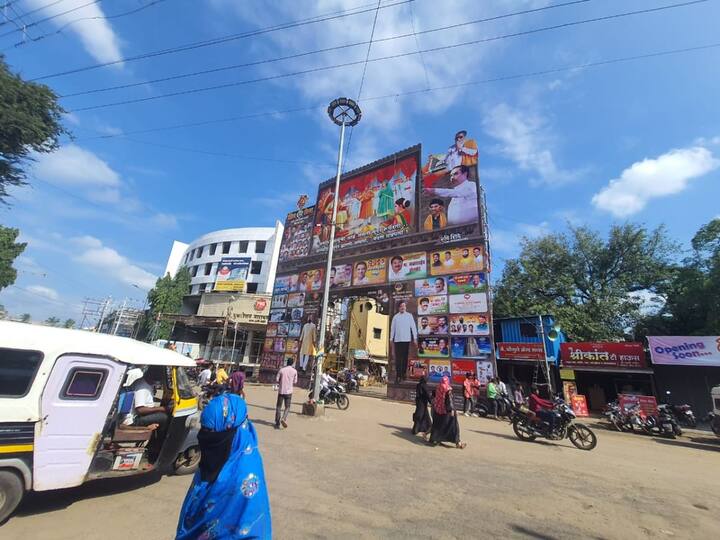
[141,267,192,341]
[63,318,76,329]
[1,56,67,204]
[0,303,6,319]
[637,218,720,336]
[45,316,61,326]
[493,224,675,341]
[0,225,26,291]
[20,313,31,323]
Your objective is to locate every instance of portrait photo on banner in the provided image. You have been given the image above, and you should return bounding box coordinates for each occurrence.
[418,336,451,358]
[329,263,353,289]
[417,315,450,336]
[427,359,452,383]
[448,314,489,336]
[353,257,387,286]
[414,276,447,296]
[429,246,485,276]
[388,252,427,282]
[417,295,449,315]
[420,130,479,233]
[447,272,487,294]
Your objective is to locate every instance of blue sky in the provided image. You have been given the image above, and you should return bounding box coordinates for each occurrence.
[1,0,719,322]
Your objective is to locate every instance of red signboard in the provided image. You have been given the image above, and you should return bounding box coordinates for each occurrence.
[619,394,658,418]
[498,342,545,361]
[451,360,476,384]
[561,342,646,369]
[570,395,589,417]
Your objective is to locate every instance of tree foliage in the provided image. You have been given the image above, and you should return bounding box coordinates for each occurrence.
[141,267,192,341]
[20,313,30,322]
[493,224,676,341]
[63,318,76,329]
[0,225,26,291]
[45,316,61,326]
[0,56,67,204]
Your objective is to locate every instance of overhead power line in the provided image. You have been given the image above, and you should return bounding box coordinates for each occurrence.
[29,0,417,81]
[0,0,67,27]
[0,0,100,39]
[2,0,167,51]
[61,0,592,98]
[77,40,720,141]
[66,0,709,112]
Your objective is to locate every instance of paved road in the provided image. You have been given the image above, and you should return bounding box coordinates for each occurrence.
[4,386,719,539]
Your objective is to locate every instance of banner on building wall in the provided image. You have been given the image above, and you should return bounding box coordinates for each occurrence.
[311,152,419,253]
[429,246,485,276]
[561,342,646,369]
[648,336,720,367]
[279,206,315,262]
[213,257,251,292]
[498,342,546,361]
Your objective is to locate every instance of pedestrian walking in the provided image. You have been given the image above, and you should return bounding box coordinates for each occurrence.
[275,358,298,429]
[487,378,498,419]
[462,372,475,416]
[412,376,432,437]
[175,392,271,539]
[428,376,466,449]
[230,368,246,399]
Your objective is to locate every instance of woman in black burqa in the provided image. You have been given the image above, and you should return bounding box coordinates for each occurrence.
[429,376,466,449]
[412,376,432,437]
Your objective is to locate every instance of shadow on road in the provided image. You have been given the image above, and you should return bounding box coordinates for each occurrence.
[653,436,720,452]
[378,423,431,447]
[15,472,163,518]
[510,524,559,539]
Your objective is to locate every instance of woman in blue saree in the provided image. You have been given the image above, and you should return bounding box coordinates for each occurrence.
[176,392,271,539]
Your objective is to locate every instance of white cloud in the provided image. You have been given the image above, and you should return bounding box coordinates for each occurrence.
[23,0,123,64]
[490,220,550,254]
[26,285,59,301]
[71,236,157,289]
[592,146,719,218]
[33,144,120,187]
[482,103,577,186]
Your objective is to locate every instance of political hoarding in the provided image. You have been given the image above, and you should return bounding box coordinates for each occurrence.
[448,314,489,336]
[448,292,487,314]
[330,264,353,289]
[476,360,494,386]
[447,273,487,294]
[427,359,452,383]
[451,336,492,358]
[388,252,427,282]
[311,151,419,254]
[213,257,251,292]
[418,336,450,358]
[274,274,298,294]
[414,276,447,296]
[561,342,646,369]
[353,257,386,286]
[417,315,449,336]
[279,206,315,262]
[648,336,720,367]
[296,268,324,292]
[417,295,448,316]
[429,246,485,275]
[451,360,476,384]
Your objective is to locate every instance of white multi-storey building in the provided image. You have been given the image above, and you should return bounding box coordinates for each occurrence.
[164,224,283,295]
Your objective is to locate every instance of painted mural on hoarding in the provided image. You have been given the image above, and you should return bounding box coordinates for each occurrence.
[648,336,720,367]
[561,342,646,369]
[213,257,251,292]
[311,152,419,253]
[279,206,315,262]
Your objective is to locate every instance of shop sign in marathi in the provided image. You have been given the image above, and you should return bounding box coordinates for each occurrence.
[561,342,646,369]
[498,342,545,361]
[647,336,720,367]
[619,394,658,417]
[570,394,589,417]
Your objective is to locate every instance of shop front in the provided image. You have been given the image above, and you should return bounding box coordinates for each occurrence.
[560,342,652,411]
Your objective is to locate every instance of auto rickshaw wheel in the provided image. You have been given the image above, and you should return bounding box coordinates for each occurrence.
[174,446,201,475]
[0,469,24,523]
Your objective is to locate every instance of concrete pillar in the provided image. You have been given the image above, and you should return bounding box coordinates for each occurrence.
[242,329,254,364]
[204,329,216,360]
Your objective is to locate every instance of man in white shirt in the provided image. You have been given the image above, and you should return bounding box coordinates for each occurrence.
[319,371,337,401]
[198,364,212,386]
[424,165,478,226]
[354,261,370,285]
[443,251,455,268]
[388,255,405,281]
[473,247,484,266]
[390,301,418,383]
[124,368,171,458]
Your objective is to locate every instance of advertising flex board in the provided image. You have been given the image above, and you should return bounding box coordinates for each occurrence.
[213,257,251,292]
[561,342,646,369]
[648,336,720,367]
[311,152,419,254]
[279,206,315,262]
[497,342,545,361]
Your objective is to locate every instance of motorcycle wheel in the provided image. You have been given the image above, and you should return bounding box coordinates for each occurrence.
[609,417,622,431]
[673,424,682,437]
[685,416,697,429]
[512,417,536,441]
[475,404,489,417]
[336,394,350,410]
[568,424,597,451]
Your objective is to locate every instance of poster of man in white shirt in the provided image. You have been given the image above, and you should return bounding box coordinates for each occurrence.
[423,164,479,227]
[390,300,418,383]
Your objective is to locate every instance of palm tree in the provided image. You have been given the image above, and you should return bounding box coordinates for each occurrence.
[20,313,31,323]
[63,319,76,329]
[45,316,61,326]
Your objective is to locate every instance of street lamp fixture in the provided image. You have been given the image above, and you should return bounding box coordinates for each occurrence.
[311,98,362,404]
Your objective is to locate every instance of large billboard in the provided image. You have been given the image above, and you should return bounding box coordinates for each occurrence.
[310,151,419,253]
[279,206,315,262]
[213,257,251,292]
[648,336,720,367]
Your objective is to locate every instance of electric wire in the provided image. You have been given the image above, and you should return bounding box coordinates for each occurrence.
[0,0,67,27]
[0,0,100,39]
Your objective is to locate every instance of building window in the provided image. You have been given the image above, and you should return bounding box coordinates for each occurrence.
[239,240,249,253]
[255,240,266,254]
[246,282,258,293]
[210,243,217,255]
[184,253,189,264]
[196,246,203,258]
[188,285,193,295]
[373,328,382,340]
[191,266,198,277]
[61,368,107,400]
[251,261,262,275]
[520,322,538,338]
[222,242,231,254]
[0,348,43,397]
[204,263,212,276]
[189,250,194,261]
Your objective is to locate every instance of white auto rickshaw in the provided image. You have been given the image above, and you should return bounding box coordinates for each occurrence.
[0,322,200,522]
[710,385,720,437]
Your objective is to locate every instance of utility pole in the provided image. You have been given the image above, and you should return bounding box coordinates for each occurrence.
[312,98,362,404]
[113,298,128,335]
[97,296,112,332]
[537,315,554,395]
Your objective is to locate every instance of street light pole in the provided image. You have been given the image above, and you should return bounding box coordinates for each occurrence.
[312,98,362,403]
[537,315,554,395]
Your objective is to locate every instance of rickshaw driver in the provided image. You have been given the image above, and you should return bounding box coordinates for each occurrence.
[126,367,174,450]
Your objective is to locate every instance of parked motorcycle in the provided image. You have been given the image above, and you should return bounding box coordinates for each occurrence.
[511,398,597,450]
[703,412,720,437]
[654,403,682,438]
[476,392,514,418]
[663,391,696,428]
[602,401,624,431]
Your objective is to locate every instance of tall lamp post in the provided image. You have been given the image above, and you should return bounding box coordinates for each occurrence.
[312,98,362,403]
